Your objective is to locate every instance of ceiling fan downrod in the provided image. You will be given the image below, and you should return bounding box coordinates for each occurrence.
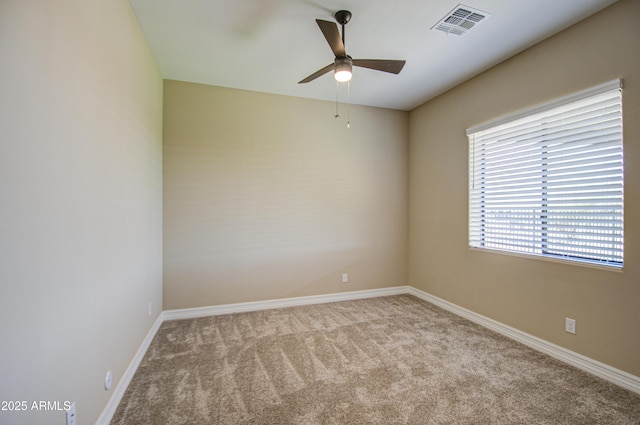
[334,10,352,51]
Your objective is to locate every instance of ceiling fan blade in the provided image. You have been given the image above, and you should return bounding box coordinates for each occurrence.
[298,63,334,84]
[352,59,406,74]
[316,19,346,58]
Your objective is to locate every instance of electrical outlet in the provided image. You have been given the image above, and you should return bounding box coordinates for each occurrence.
[105,370,113,391]
[66,403,76,425]
[342,273,349,283]
[565,317,576,334]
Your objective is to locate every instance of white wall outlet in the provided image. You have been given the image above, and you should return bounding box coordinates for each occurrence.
[565,317,576,334]
[148,301,152,317]
[104,370,113,391]
[342,273,349,283]
[66,402,76,425]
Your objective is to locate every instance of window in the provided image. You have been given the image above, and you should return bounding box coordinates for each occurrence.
[468,80,623,268]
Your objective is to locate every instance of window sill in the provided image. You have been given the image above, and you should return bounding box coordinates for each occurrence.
[468,247,624,272]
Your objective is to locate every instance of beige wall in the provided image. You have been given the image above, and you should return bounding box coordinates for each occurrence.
[409,0,640,376]
[0,1,163,424]
[163,80,409,309]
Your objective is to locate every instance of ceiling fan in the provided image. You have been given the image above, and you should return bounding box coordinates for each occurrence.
[298,10,406,84]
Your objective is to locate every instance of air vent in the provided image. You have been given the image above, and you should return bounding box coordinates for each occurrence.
[432,5,490,36]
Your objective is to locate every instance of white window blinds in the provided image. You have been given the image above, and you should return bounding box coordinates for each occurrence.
[468,80,623,268]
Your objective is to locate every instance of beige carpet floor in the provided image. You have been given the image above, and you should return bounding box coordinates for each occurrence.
[111,295,640,424]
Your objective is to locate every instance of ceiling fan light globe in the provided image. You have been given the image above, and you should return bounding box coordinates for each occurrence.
[334,58,353,82]
[334,69,352,82]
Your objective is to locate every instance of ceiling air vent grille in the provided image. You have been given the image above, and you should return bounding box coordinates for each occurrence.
[432,5,490,36]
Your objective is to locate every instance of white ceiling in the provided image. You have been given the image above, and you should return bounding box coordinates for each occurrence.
[129,0,618,111]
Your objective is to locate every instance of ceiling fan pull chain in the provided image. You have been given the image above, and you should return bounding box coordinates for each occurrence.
[334,79,340,118]
[347,80,351,128]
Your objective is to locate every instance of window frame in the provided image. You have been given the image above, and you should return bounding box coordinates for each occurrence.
[467,79,624,270]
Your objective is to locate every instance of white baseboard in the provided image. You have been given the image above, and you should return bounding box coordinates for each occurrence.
[407,286,640,395]
[162,286,410,321]
[96,313,164,425]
